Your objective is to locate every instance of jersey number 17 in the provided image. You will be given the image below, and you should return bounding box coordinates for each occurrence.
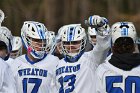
[22,78,42,93]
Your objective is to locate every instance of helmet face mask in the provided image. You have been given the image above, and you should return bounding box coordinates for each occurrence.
[27,37,47,51]
[27,36,48,58]
[61,24,87,58]
[62,39,85,57]
[21,21,49,59]
[10,49,21,59]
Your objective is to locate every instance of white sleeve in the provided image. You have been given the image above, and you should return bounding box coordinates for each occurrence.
[0,64,17,93]
[50,77,57,93]
[50,56,59,93]
[90,33,111,66]
[87,22,111,66]
[95,69,104,93]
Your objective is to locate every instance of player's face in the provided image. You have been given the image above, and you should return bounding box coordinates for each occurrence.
[10,50,18,57]
[30,38,46,51]
[63,40,81,53]
[56,41,62,54]
[90,35,96,45]
[0,49,8,59]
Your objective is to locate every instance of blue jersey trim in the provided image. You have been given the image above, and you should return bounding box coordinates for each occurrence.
[25,54,47,64]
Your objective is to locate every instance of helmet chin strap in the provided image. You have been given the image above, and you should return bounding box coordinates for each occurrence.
[30,50,46,59]
[27,46,44,59]
[68,52,78,57]
[64,50,84,62]
[4,53,10,61]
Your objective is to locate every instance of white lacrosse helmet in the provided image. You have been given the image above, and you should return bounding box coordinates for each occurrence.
[21,21,49,59]
[56,26,65,41]
[0,9,5,25]
[46,31,55,53]
[0,26,13,53]
[61,24,87,57]
[55,25,70,54]
[88,27,97,46]
[111,22,137,44]
[10,36,22,59]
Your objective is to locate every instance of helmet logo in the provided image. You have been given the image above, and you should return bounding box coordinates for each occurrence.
[68,27,74,41]
[121,27,128,36]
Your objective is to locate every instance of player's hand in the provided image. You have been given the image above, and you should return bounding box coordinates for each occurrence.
[85,15,107,27]
[85,15,110,36]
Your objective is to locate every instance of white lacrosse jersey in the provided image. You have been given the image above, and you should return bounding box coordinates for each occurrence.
[55,34,111,93]
[105,53,112,62]
[5,57,14,65]
[96,61,140,93]
[0,58,17,93]
[10,54,59,93]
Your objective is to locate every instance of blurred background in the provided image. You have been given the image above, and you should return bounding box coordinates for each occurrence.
[0,0,140,36]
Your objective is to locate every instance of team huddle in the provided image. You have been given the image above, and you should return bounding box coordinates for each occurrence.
[0,9,140,93]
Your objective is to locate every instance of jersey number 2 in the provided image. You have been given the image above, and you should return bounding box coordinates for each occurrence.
[58,74,76,93]
[22,78,42,93]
